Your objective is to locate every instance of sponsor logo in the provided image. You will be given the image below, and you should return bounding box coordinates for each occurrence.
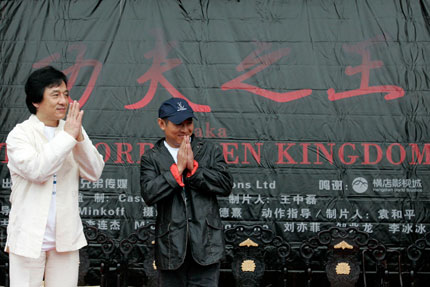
[352,177,368,193]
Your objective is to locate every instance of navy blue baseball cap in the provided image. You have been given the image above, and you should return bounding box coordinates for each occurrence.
[158,98,196,124]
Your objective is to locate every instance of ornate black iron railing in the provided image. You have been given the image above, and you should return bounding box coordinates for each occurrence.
[1,225,430,286]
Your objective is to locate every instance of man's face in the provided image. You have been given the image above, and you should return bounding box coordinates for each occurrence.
[33,81,69,127]
[158,118,194,148]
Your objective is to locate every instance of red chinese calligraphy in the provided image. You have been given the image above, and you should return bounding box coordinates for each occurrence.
[221,42,312,102]
[33,44,102,107]
[327,36,404,101]
[125,32,210,112]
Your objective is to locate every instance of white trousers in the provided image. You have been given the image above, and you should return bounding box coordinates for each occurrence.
[9,250,79,287]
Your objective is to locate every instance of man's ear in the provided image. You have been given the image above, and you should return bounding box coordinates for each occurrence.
[157,118,166,131]
[33,102,39,109]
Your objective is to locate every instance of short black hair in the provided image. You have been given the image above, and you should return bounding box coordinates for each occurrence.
[25,66,68,114]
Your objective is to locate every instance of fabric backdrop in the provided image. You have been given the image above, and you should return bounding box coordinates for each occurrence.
[1,0,430,245]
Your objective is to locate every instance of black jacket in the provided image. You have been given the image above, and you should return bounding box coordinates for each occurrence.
[140,137,233,270]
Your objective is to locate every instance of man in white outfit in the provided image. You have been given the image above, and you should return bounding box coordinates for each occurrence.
[5,66,105,286]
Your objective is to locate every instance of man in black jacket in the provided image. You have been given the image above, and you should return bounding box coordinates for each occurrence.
[140,98,233,286]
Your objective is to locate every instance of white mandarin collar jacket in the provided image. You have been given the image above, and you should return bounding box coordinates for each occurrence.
[5,114,104,258]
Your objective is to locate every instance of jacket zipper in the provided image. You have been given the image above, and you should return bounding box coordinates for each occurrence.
[182,186,189,262]
[182,140,202,263]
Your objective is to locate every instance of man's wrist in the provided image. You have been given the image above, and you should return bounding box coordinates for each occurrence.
[170,164,185,187]
[186,160,199,177]
[177,165,184,175]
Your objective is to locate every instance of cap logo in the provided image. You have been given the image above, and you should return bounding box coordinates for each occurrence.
[177,102,187,112]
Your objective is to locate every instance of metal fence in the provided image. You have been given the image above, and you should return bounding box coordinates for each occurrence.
[1,224,430,287]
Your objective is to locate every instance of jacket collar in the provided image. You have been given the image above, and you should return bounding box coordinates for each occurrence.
[155,135,201,149]
[154,135,204,162]
[28,114,65,132]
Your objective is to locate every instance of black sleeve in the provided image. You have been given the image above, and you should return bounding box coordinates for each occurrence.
[140,152,182,206]
[185,143,233,196]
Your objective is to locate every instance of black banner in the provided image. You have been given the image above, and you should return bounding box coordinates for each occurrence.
[1,0,430,244]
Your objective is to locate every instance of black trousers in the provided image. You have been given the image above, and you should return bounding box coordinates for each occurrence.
[158,248,220,287]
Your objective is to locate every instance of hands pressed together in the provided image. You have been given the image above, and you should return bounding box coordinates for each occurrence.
[64,101,84,141]
[177,135,194,175]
